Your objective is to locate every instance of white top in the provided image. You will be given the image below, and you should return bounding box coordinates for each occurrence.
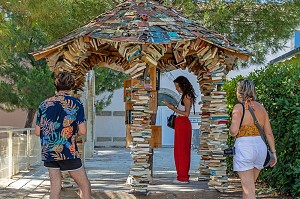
[176,101,185,115]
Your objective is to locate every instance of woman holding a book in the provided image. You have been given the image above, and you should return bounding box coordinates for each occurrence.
[229,79,277,199]
[163,76,196,184]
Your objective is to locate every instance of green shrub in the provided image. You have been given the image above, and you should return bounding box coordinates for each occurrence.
[223,63,300,197]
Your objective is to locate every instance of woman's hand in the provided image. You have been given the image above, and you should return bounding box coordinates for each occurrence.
[162,101,175,111]
[270,152,277,167]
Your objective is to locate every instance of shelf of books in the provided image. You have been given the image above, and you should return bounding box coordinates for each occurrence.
[123,74,161,195]
[198,52,233,192]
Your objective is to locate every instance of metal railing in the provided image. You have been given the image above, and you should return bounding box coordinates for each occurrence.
[0,127,41,179]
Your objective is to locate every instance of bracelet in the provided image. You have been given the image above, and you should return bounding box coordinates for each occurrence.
[271,151,276,153]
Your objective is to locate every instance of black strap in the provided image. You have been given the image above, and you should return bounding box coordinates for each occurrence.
[170,100,180,116]
[240,102,245,128]
[247,104,269,147]
[193,102,196,115]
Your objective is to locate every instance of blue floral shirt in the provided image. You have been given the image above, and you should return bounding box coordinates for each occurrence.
[36,93,85,162]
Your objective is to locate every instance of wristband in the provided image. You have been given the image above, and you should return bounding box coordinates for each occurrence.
[271,151,276,153]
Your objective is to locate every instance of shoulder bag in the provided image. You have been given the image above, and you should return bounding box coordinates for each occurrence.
[167,101,179,129]
[166,99,196,129]
[248,105,275,167]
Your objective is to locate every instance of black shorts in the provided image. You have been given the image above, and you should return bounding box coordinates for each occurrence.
[44,158,82,171]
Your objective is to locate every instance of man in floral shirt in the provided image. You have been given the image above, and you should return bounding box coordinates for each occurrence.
[35,72,91,199]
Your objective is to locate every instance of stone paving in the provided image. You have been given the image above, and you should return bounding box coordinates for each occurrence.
[0,147,286,199]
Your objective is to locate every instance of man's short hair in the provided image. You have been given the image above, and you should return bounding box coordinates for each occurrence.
[55,72,75,91]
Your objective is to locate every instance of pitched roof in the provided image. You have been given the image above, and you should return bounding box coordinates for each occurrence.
[32,0,250,58]
[30,0,251,90]
[269,47,300,64]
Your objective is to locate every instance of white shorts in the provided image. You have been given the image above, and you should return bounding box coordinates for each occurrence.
[233,136,267,171]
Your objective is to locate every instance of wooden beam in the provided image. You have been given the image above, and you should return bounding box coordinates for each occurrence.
[225,51,250,62]
[32,48,59,61]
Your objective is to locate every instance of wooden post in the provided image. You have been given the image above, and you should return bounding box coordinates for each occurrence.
[8,131,13,178]
[26,130,31,170]
[85,70,95,158]
[149,148,153,178]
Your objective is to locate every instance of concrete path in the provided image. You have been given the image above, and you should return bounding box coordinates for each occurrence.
[0,147,285,199]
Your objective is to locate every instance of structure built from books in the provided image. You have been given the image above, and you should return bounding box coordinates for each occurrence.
[31,0,250,194]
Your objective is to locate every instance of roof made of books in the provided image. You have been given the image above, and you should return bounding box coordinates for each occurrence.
[31,0,251,90]
[33,0,250,57]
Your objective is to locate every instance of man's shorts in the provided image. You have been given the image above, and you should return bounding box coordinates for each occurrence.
[44,158,82,171]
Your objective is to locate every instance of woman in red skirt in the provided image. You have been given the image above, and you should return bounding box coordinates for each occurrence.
[163,76,196,184]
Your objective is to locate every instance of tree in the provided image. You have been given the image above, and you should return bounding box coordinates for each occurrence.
[166,0,300,65]
[0,0,126,127]
[0,11,56,127]
[0,0,123,40]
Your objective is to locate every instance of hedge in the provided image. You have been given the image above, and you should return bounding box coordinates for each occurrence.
[223,62,300,197]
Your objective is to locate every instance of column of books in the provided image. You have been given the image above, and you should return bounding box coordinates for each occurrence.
[198,52,230,192]
[127,82,153,195]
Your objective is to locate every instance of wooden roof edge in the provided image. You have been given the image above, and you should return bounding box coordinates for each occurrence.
[200,38,251,61]
[30,39,79,61]
[226,50,250,62]
[30,36,251,62]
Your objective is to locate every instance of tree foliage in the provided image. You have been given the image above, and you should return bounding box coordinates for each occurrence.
[0,0,126,127]
[167,0,300,65]
[223,63,300,197]
[94,67,128,112]
[0,10,56,127]
[0,0,122,40]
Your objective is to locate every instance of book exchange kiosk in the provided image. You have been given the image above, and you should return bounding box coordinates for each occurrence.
[31,0,251,194]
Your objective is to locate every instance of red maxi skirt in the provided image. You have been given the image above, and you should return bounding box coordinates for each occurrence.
[174,116,192,182]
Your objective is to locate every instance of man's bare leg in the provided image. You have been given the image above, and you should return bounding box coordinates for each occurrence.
[48,169,62,199]
[69,167,91,199]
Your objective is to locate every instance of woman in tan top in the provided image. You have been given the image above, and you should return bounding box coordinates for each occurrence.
[229,79,277,199]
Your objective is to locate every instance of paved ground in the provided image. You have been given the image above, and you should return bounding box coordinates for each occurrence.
[0,147,287,199]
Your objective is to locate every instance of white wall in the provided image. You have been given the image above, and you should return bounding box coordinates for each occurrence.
[0,109,28,128]
[94,41,292,147]
[94,89,126,147]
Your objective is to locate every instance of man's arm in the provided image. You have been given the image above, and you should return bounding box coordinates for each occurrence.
[35,125,40,136]
[78,122,87,135]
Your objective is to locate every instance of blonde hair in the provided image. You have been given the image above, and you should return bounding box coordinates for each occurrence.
[237,79,257,101]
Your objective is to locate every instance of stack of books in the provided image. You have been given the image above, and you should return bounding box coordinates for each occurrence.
[127,83,153,195]
[197,53,231,191]
[207,91,229,192]
[124,62,147,79]
[198,73,214,181]
[141,44,165,67]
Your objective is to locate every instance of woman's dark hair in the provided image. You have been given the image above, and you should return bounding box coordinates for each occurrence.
[173,76,196,106]
[55,72,75,91]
